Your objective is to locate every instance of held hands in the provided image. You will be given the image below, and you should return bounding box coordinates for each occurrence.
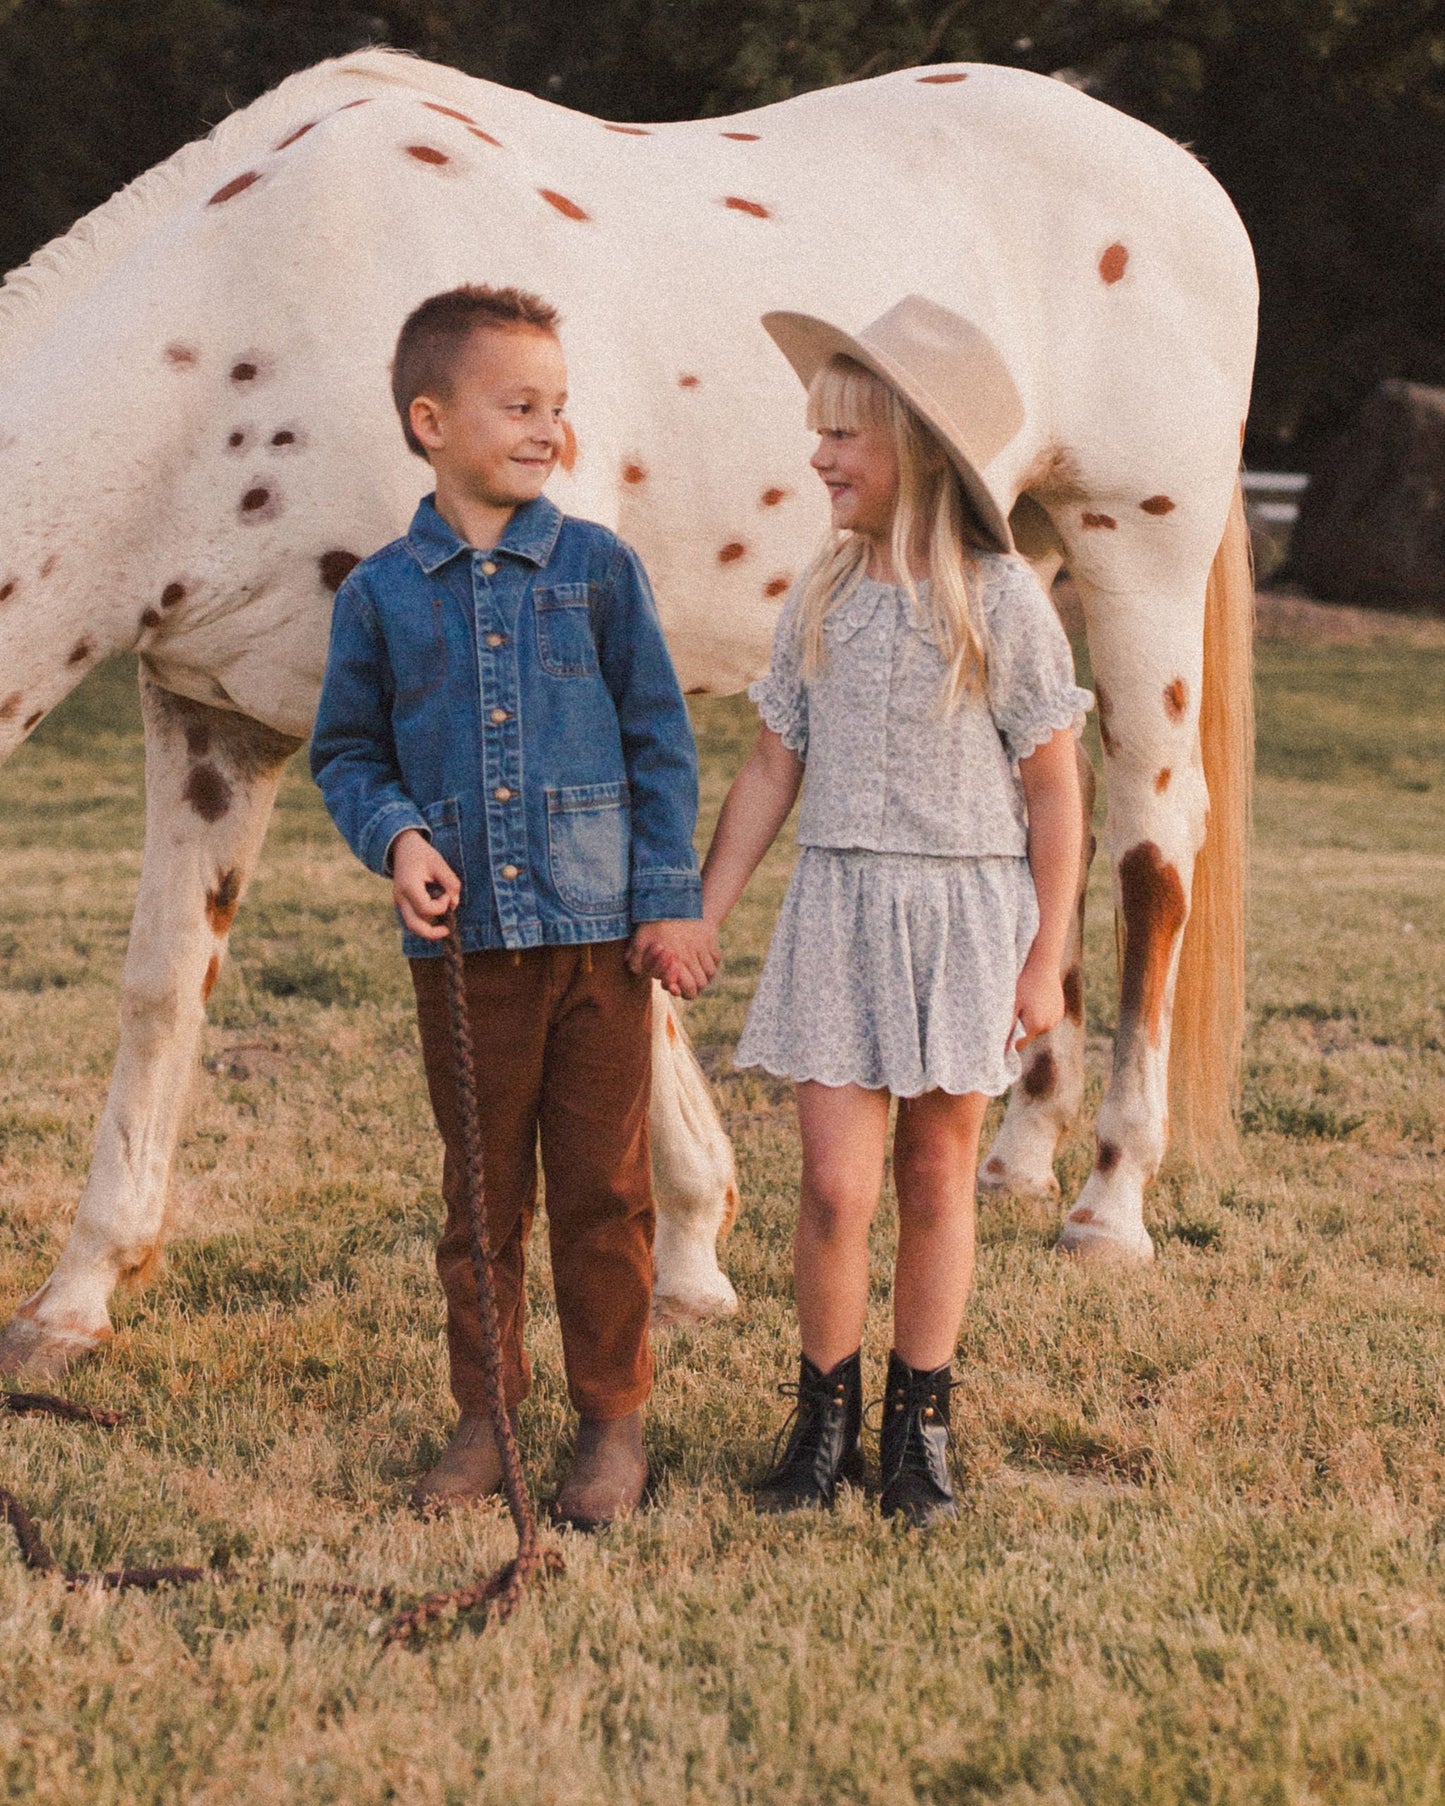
[1010,949,1066,1055]
[392,828,461,940]
[627,918,721,1000]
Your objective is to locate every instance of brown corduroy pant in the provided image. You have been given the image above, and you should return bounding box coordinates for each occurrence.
[410,939,655,1423]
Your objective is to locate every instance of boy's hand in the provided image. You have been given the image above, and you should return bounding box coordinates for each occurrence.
[392,828,461,940]
[1010,949,1065,1054]
[627,919,720,1000]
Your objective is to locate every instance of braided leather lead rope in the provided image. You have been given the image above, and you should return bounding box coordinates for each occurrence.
[381,908,564,1644]
[2,910,557,1632]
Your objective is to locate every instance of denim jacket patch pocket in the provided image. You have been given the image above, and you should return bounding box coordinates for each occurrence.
[546,781,630,913]
[422,794,467,896]
[533,583,600,678]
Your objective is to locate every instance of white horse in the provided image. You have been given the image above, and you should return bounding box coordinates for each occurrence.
[0,49,1255,1381]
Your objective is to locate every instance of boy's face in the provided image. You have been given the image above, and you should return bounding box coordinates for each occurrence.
[410,325,568,507]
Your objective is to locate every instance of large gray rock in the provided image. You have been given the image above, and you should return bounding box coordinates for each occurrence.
[1291,380,1445,614]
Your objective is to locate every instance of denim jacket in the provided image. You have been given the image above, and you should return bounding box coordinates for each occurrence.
[310,494,703,957]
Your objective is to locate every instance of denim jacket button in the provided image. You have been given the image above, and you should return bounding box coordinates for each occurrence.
[481,561,499,576]
[486,632,506,647]
[500,863,520,879]
[490,708,510,724]
[494,786,513,801]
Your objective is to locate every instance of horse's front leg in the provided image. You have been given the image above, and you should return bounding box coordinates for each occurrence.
[0,680,299,1379]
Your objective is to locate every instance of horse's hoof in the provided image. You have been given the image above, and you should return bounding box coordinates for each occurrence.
[1053,1221,1155,1264]
[977,1158,1060,1201]
[651,1276,739,1330]
[0,1316,108,1382]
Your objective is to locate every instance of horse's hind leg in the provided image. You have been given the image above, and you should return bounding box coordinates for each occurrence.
[0,678,299,1380]
[979,743,1096,1197]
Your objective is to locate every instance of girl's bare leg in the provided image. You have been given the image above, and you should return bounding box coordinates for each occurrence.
[891,1090,989,1370]
[793,1081,892,1370]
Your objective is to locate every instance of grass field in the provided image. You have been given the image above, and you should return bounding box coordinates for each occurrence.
[2,629,1444,1805]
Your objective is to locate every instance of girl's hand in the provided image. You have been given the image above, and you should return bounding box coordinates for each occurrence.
[1010,951,1065,1053]
[392,828,461,939]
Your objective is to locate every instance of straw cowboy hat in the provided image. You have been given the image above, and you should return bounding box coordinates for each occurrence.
[761,295,1025,554]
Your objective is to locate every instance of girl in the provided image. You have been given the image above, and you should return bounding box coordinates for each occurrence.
[700,297,1091,1527]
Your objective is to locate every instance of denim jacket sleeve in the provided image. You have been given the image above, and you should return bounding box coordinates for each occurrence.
[594,542,703,923]
[308,574,430,877]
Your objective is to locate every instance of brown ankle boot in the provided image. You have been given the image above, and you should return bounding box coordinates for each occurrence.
[408,1412,510,1516]
[551,1410,648,1531]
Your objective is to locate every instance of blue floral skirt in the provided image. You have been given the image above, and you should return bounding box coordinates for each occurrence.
[735,847,1039,1098]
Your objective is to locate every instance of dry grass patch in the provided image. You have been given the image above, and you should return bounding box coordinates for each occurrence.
[1,643,1443,1804]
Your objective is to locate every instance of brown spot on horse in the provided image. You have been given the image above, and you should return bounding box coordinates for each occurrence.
[540,190,590,221]
[405,144,451,166]
[1095,1139,1121,1176]
[423,103,477,125]
[1140,495,1175,515]
[678,374,700,389]
[1062,964,1083,1024]
[209,171,262,206]
[467,127,503,148]
[164,344,198,368]
[761,487,789,507]
[40,555,59,578]
[161,582,187,609]
[1022,1050,1057,1100]
[718,542,747,564]
[319,551,360,593]
[230,361,259,384]
[918,71,969,83]
[665,1013,678,1042]
[270,429,297,447]
[183,764,233,823]
[206,869,243,935]
[721,131,761,139]
[201,955,221,1002]
[239,486,279,520]
[723,196,770,218]
[1081,511,1117,530]
[605,124,652,135]
[23,711,43,732]
[622,462,647,485]
[0,579,17,604]
[1163,678,1187,721]
[276,121,319,149]
[1118,841,1188,1047]
[764,576,791,598]
[227,429,247,450]
[140,609,162,631]
[183,718,211,759]
[339,99,373,111]
[67,637,94,666]
[1099,243,1129,284]
[1154,767,1172,794]
[559,421,579,473]
[985,1156,1006,1176]
[1067,1206,1097,1225]
[0,692,21,721]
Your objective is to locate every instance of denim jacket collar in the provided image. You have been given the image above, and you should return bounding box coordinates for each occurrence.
[405,492,565,575]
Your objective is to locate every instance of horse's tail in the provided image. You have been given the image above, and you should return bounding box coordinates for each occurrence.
[1170,479,1254,1166]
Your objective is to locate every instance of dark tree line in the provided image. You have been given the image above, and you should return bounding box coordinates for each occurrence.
[2,0,1443,464]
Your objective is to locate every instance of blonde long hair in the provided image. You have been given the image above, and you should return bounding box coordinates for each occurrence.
[796,355,993,707]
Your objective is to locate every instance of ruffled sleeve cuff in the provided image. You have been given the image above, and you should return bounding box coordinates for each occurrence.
[1001,684,1095,764]
[748,673,808,758]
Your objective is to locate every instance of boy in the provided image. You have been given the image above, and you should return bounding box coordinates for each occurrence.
[311,285,718,1528]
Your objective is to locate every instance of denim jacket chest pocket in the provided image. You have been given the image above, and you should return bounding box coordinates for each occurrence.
[533,582,601,678]
[389,594,448,711]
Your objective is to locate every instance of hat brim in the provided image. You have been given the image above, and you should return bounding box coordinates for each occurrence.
[761,309,1016,554]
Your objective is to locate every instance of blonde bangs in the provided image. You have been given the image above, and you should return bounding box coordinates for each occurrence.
[805,355,891,434]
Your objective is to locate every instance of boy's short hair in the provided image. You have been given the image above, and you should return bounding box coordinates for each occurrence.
[391,284,562,457]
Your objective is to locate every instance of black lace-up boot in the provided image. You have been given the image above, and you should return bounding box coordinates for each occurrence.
[753,1350,865,1514]
[878,1350,958,1527]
